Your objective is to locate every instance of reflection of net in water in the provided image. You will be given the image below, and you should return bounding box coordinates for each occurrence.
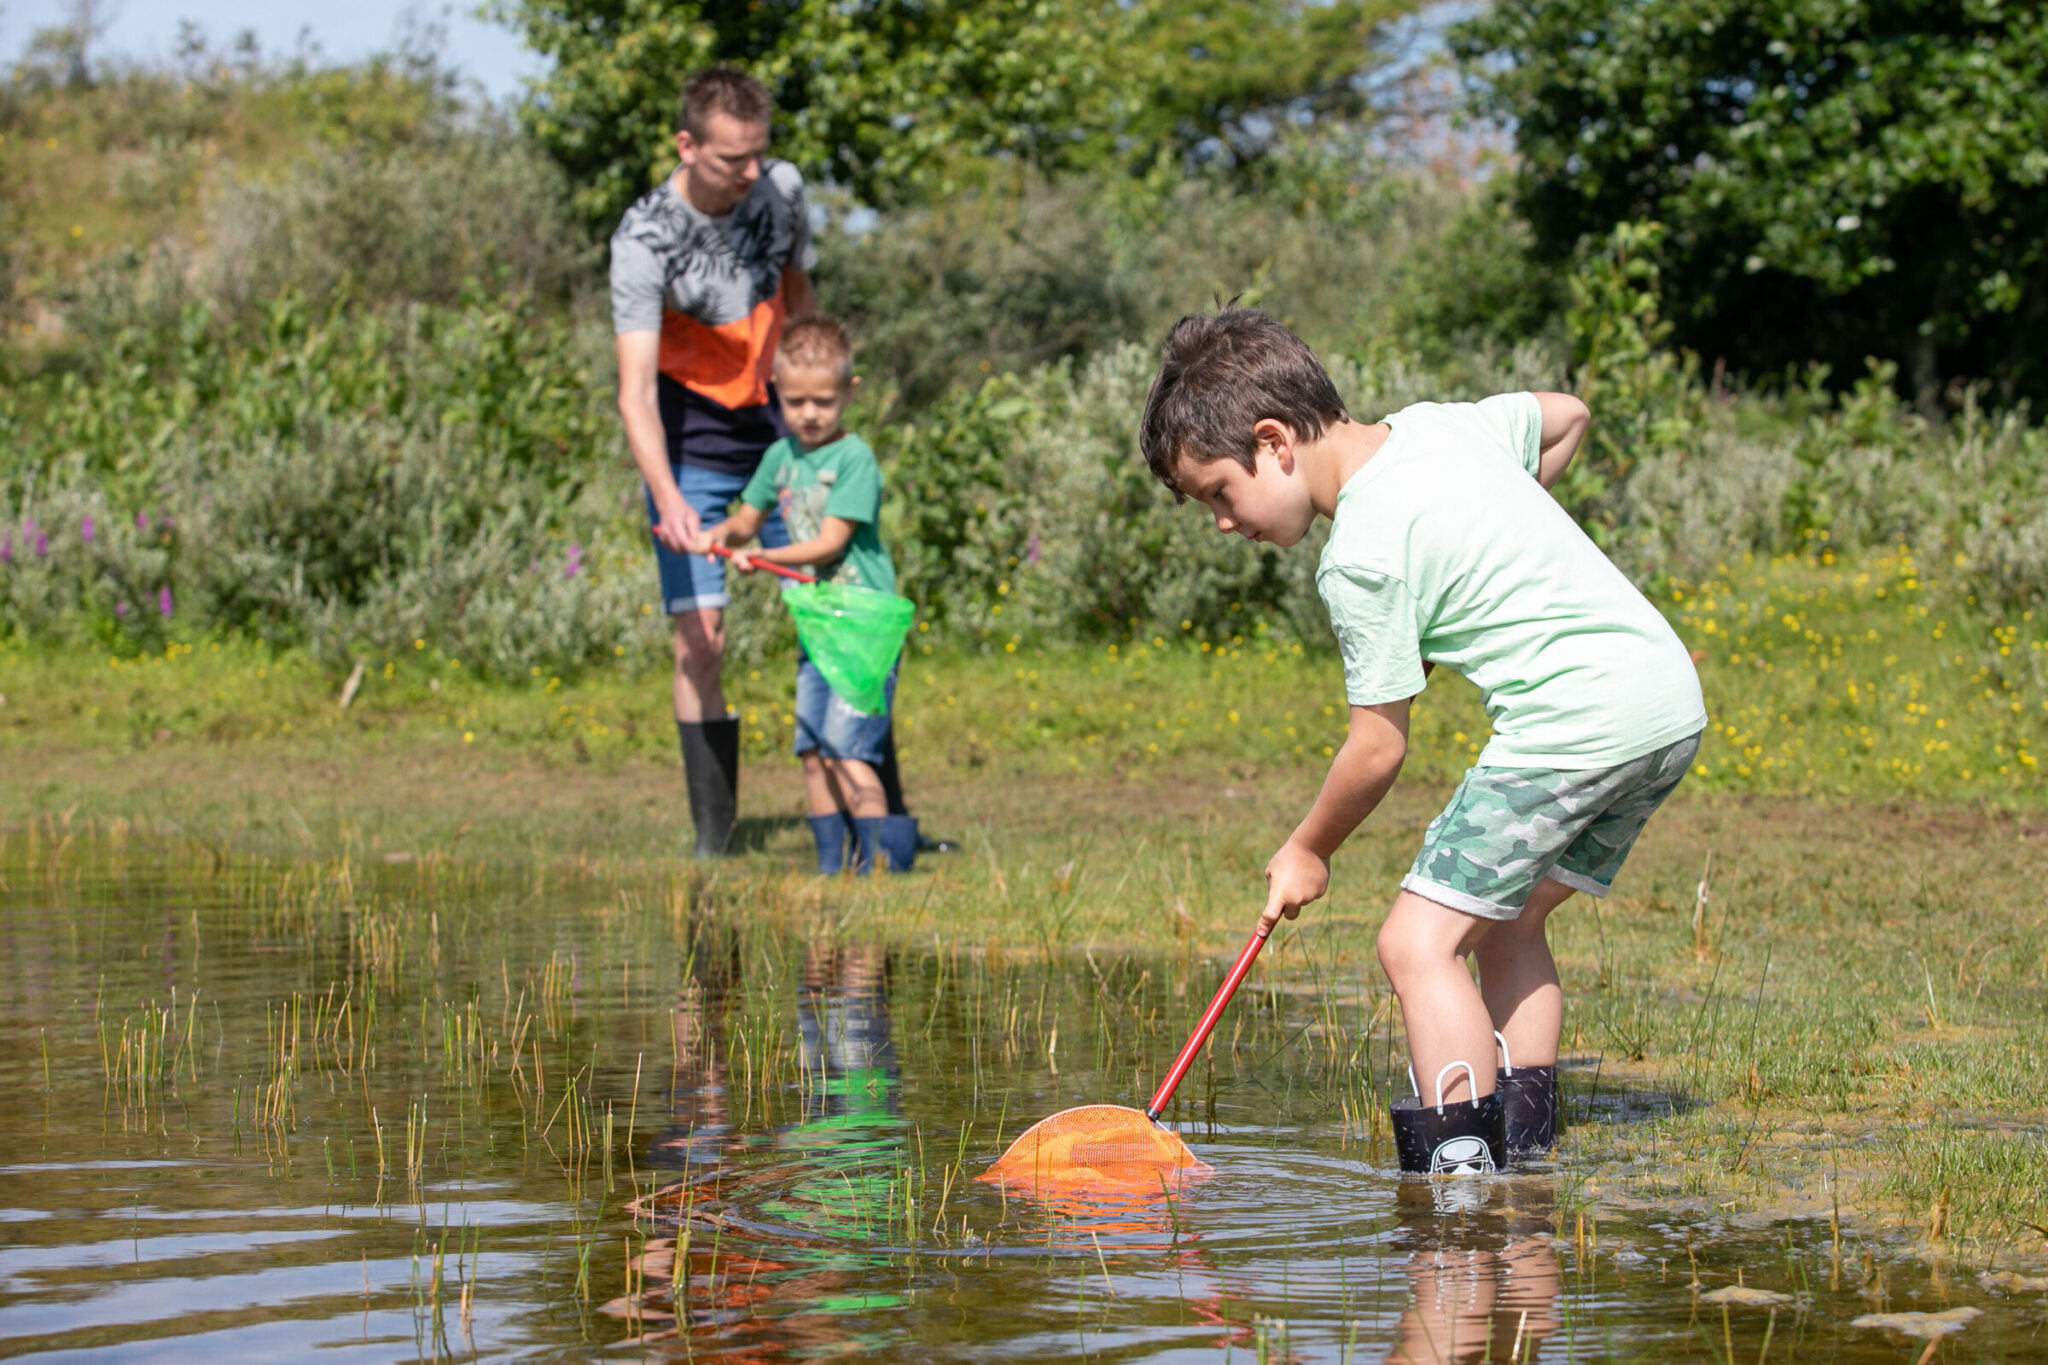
[980,1104,1213,1196]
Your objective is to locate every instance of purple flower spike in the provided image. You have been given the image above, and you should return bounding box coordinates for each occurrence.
[137,510,150,531]
[1,534,11,566]
[565,542,583,579]
[81,514,95,543]
[159,587,174,619]
[34,531,47,557]
[115,601,130,617]
[1025,531,1043,565]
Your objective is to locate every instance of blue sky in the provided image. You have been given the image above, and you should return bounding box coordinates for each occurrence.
[2,1,544,99]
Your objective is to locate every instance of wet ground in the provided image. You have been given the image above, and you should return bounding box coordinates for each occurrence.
[3,836,2043,1361]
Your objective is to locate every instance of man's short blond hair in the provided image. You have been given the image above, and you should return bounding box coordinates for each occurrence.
[776,316,855,384]
[677,67,773,139]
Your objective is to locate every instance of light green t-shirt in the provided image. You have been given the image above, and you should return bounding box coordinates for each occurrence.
[740,433,896,594]
[1318,392,1706,768]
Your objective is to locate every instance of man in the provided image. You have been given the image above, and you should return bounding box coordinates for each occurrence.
[610,66,940,858]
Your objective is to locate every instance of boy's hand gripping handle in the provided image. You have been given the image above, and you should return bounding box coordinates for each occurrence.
[704,542,817,584]
[1144,926,1271,1121]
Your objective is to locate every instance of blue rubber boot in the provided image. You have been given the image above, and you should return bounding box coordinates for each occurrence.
[851,817,886,876]
[879,815,919,873]
[807,813,851,874]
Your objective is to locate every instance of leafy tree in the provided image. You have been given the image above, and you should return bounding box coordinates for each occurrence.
[1457,0,2048,406]
[499,0,1415,231]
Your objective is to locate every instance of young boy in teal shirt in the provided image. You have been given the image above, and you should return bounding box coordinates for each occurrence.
[696,317,912,874]
[1138,306,1705,1174]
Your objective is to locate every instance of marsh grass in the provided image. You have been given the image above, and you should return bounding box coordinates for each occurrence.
[2,548,2040,809]
[3,548,2047,1360]
[7,720,2047,1282]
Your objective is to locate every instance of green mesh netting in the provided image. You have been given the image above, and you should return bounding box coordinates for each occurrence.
[784,582,915,715]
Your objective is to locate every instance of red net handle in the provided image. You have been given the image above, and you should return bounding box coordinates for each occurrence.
[704,543,818,584]
[1144,927,1270,1120]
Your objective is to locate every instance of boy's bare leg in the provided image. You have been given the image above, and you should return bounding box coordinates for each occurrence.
[1377,890,1498,1103]
[1473,877,1574,1068]
[820,758,887,819]
[671,609,726,722]
[801,753,840,816]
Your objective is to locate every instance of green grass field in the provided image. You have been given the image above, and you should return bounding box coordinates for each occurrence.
[5,546,2041,802]
[5,548,2046,1264]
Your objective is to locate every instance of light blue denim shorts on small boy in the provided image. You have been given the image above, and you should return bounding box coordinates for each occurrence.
[1403,731,1702,920]
[792,652,896,764]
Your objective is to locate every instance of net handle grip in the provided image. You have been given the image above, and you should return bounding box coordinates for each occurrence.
[699,541,818,584]
[1144,925,1271,1121]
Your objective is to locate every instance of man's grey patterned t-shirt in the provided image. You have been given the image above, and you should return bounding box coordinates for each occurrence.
[609,160,817,469]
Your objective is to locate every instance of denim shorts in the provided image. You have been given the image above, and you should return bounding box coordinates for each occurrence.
[647,463,788,614]
[1402,731,1702,920]
[793,652,895,763]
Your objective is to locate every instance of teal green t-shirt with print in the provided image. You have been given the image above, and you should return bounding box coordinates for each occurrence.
[740,433,896,594]
[1317,392,1705,768]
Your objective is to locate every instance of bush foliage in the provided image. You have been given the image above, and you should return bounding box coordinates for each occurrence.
[501,0,1419,229]
[4,48,2046,680]
[1458,0,2048,408]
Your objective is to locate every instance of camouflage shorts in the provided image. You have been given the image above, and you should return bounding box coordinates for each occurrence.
[1402,731,1702,920]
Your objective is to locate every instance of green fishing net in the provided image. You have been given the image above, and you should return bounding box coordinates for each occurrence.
[784,582,915,715]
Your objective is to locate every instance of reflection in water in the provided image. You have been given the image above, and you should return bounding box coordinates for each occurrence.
[7,841,2035,1364]
[623,943,909,1357]
[1386,1181,1560,1365]
[653,927,744,1173]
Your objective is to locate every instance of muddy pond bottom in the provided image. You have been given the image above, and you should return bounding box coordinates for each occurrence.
[2,840,2043,1361]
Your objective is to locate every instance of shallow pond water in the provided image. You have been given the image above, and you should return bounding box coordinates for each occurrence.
[2,832,2043,1361]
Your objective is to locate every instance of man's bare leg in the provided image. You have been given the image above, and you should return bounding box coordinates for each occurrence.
[671,607,725,722]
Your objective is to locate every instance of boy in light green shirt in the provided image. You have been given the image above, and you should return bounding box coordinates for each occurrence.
[1138,306,1705,1175]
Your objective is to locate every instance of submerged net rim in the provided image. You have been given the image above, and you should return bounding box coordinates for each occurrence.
[981,1104,1214,1192]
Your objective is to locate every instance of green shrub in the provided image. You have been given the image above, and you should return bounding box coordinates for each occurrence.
[203,123,592,315]
[817,168,1471,411]
[878,338,1564,647]
[0,292,659,673]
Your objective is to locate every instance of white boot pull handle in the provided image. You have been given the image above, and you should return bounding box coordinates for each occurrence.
[1431,1060,1480,1113]
[1495,1031,1513,1074]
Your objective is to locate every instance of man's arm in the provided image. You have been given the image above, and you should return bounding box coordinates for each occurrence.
[618,330,698,552]
[781,268,817,322]
[1260,697,1411,934]
[1532,392,1592,490]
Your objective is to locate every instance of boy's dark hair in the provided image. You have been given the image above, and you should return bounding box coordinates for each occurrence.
[1138,305,1348,497]
[777,315,855,383]
[677,67,774,139]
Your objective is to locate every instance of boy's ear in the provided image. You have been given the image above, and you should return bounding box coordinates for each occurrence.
[1252,417,1296,473]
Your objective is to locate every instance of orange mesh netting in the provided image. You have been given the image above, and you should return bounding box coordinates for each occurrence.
[979,1104,1213,1195]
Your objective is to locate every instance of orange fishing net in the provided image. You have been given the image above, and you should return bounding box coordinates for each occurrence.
[986,929,1270,1197]
[979,1104,1213,1195]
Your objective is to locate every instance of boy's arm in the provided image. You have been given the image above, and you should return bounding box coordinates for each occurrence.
[739,516,855,571]
[1532,392,1592,490]
[1260,697,1411,934]
[701,503,768,550]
